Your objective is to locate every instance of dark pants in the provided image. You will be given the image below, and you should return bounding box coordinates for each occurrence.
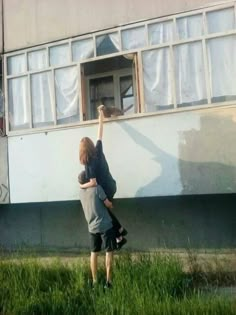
[107,208,122,237]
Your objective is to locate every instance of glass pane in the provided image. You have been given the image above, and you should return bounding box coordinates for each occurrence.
[207,8,235,34]
[28,49,47,71]
[89,76,114,119]
[96,33,120,56]
[7,54,26,75]
[31,72,54,128]
[8,76,30,130]
[142,48,173,111]
[55,66,79,124]
[49,44,70,67]
[177,14,203,39]
[120,75,135,114]
[175,42,207,107]
[72,38,94,61]
[122,27,146,50]
[207,35,236,102]
[148,21,174,45]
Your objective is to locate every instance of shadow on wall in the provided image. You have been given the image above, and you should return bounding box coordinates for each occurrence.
[119,113,236,197]
[179,113,236,194]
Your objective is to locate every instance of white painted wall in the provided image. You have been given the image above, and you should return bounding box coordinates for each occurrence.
[3,0,232,52]
[0,136,9,203]
[8,106,236,203]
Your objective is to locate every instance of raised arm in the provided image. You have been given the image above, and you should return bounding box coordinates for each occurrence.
[97,105,104,140]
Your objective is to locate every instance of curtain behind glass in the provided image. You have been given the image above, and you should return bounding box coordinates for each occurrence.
[175,41,207,107]
[50,44,70,67]
[148,21,174,45]
[28,49,47,71]
[55,66,79,124]
[96,33,120,56]
[142,48,173,112]
[72,38,94,62]
[177,14,203,40]
[207,8,235,34]
[122,27,146,50]
[7,54,26,76]
[207,35,236,102]
[31,72,54,127]
[8,77,30,130]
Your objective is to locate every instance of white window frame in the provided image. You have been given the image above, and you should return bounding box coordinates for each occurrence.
[4,0,236,136]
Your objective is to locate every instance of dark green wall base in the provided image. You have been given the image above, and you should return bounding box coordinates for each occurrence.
[0,194,235,251]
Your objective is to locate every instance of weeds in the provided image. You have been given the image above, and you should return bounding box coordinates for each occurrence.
[0,253,235,315]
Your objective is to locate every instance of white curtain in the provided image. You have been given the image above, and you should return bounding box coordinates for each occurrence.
[96,32,120,55]
[8,77,29,130]
[175,41,207,106]
[176,14,203,40]
[148,21,174,45]
[122,27,146,50]
[7,54,26,76]
[72,38,94,61]
[207,7,235,34]
[28,49,47,71]
[50,44,70,67]
[31,72,54,127]
[142,48,173,111]
[207,35,236,100]
[55,66,79,122]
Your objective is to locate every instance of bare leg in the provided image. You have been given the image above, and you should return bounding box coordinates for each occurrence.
[90,252,98,283]
[105,251,113,283]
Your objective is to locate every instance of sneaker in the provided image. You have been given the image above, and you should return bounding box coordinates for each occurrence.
[104,281,112,289]
[120,228,128,236]
[116,237,127,250]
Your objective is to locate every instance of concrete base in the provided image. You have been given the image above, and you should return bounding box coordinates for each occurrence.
[0,194,235,251]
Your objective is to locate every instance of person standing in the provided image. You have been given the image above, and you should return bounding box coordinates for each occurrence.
[79,171,125,288]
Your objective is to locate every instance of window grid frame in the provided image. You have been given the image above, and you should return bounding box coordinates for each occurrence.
[4,0,236,135]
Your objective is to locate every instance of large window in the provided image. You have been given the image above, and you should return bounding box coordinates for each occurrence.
[4,2,236,134]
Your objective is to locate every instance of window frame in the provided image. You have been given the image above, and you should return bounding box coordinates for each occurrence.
[4,0,236,136]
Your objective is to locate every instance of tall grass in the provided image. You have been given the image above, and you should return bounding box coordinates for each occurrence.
[0,253,235,315]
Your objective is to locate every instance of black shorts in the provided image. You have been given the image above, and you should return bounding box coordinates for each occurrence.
[90,228,116,252]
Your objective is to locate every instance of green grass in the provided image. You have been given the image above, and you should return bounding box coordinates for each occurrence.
[0,253,235,315]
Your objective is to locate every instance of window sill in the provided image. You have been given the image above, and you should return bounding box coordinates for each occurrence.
[6,101,236,137]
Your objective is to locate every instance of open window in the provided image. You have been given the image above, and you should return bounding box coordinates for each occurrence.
[81,54,140,120]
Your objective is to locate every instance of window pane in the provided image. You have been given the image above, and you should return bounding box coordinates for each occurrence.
[72,38,94,61]
[120,75,135,115]
[207,35,236,102]
[142,48,173,111]
[7,54,26,75]
[177,14,203,40]
[207,8,235,34]
[49,44,70,67]
[175,42,207,107]
[89,76,114,119]
[96,33,120,56]
[148,21,174,45]
[122,27,146,50]
[28,49,47,71]
[55,66,80,124]
[31,72,54,128]
[8,77,30,130]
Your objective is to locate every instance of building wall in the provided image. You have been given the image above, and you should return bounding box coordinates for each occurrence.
[0,136,9,204]
[3,0,232,52]
[8,105,236,203]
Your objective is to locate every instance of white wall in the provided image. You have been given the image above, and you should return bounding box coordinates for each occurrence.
[3,0,231,51]
[8,106,236,203]
[0,136,9,203]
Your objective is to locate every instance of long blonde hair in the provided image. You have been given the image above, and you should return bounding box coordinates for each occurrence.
[79,137,96,165]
